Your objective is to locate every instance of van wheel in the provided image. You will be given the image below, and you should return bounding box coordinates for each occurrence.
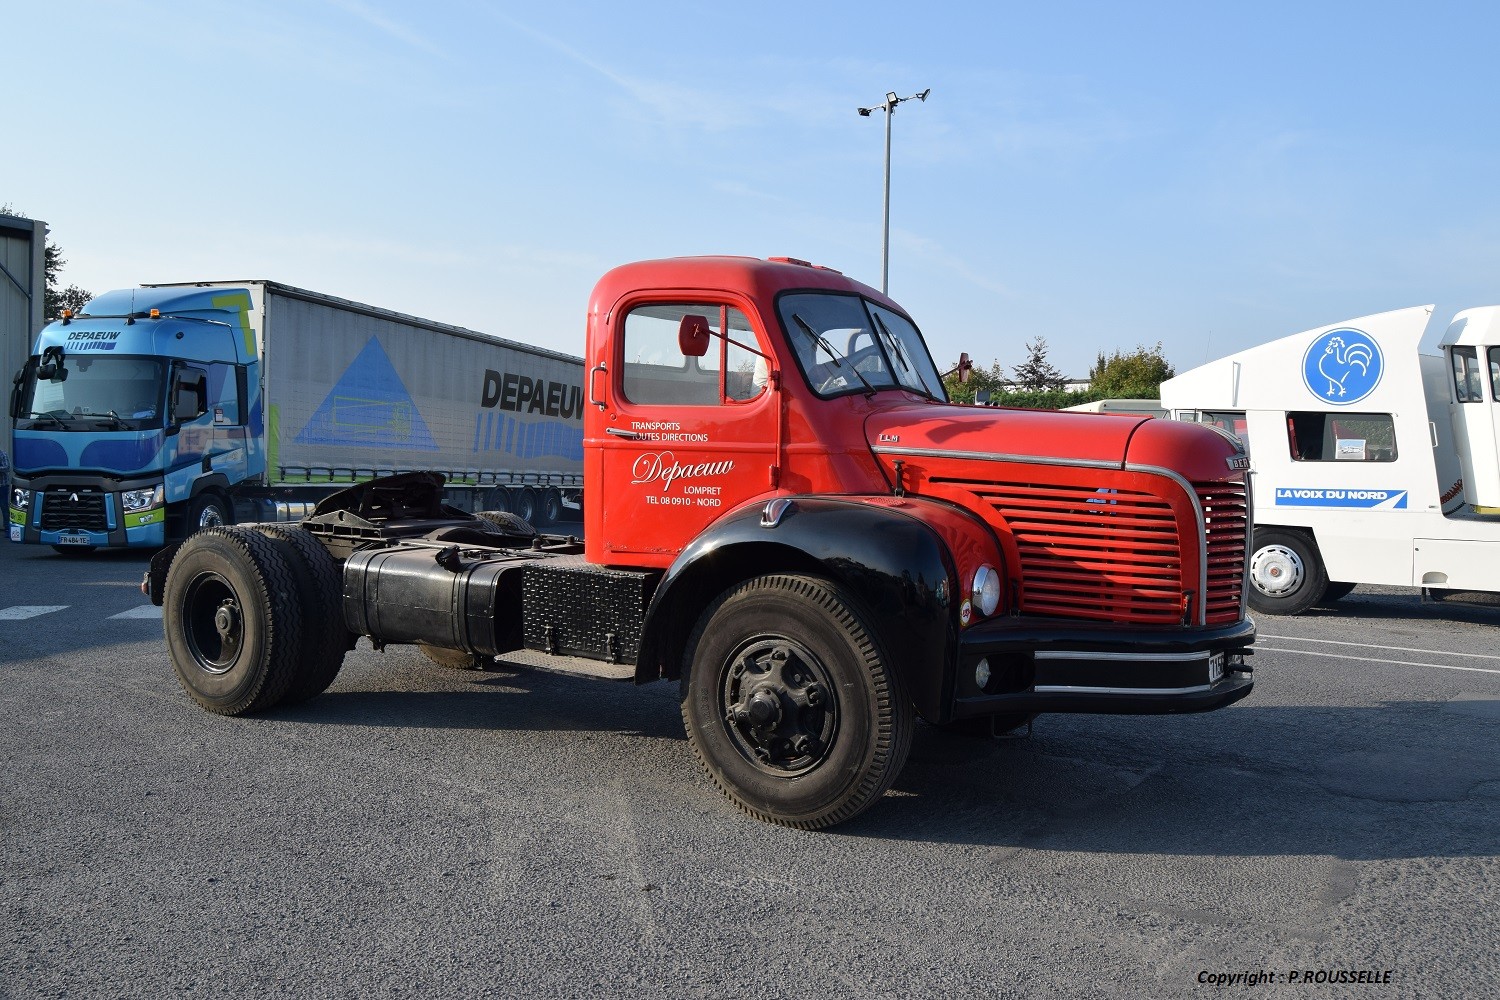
[681,574,913,829]
[251,524,348,704]
[1248,529,1328,615]
[1318,582,1357,605]
[163,526,303,715]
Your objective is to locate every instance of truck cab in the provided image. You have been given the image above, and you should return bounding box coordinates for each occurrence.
[9,287,259,550]
[151,255,1255,829]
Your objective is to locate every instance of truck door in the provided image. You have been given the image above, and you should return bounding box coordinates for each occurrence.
[598,300,778,565]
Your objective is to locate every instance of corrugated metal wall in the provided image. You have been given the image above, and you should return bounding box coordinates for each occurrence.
[0,214,47,457]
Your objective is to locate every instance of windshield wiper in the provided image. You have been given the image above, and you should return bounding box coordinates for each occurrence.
[872,312,938,400]
[97,410,129,431]
[25,410,74,429]
[791,313,876,397]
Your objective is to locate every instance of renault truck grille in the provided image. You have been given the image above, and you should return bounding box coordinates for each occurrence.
[41,489,107,531]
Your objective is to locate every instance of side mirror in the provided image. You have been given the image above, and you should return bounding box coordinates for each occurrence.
[678,314,711,358]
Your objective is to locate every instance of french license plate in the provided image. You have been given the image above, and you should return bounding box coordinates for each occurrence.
[55,534,91,546]
[1208,652,1225,683]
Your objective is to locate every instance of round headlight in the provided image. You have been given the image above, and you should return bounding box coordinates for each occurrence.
[972,564,1001,617]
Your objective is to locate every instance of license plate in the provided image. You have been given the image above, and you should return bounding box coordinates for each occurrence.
[55,534,91,546]
[1208,652,1225,683]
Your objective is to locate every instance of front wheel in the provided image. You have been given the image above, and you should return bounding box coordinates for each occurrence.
[681,574,913,829]
[187,492,233,534]
[1248,529,1328,615]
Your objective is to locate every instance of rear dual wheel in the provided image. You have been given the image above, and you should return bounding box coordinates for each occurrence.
[681,574,913,829]
[163,527,305,715]
[164,524,347,715]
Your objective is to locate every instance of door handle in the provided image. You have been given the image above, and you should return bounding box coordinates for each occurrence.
[589,364,608,410]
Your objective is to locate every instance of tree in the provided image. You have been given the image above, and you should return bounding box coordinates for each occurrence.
[1009,336,1067,392]
[0,202,93,318]
[943,358,1007,404]
[1087,343,1175,399]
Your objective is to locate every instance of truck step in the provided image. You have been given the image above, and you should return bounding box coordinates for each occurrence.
[493,648,635,682]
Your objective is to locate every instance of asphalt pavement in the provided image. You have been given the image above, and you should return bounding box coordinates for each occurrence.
[2,537,1497,999]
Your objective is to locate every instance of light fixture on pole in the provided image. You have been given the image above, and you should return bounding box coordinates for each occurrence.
[857,88,929,294]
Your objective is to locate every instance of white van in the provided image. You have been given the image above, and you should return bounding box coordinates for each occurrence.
[1160,304,1500,613]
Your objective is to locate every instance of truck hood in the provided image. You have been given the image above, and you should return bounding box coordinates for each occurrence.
[865,402,1242,483]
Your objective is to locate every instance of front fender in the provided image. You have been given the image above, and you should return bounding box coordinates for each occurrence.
[639,496,960,723]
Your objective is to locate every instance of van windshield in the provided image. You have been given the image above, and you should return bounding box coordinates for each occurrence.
[18,356,167,431]
[778,292,946,401]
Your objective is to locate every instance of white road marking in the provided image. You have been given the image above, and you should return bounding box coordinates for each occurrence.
[108,606,162,620]
[1260,632,1500,662]
[0,605,69,620]
[1258,645,1500,677]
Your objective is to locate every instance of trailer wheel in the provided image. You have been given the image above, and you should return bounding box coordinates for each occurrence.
[484,487,512,513]
[475,510,537,538]
[163,526,303,716]
[251,524,348,704]
[188,492,233,533]
[543,488,563,523]
[512,488,539,524]
[1248,529,1328,615]
[680,574,914,829]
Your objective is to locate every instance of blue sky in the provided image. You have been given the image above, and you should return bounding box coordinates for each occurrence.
[7,1,1500,380]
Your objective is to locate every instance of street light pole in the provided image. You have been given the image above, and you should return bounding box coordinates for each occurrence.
[858,88,929,294]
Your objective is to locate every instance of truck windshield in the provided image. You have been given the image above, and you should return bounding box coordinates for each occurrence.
[778,293,947,401]
[17,356,167,431]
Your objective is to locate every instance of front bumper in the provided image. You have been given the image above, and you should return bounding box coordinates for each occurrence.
[952,615,1255,717]
[9,474,166,548]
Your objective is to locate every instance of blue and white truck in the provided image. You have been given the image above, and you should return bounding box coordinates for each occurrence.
[8,281,584,551]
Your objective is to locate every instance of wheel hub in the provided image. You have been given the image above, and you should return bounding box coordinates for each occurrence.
[721,639,837,774]
[1250,544,1304,597]
[184,574,243,674]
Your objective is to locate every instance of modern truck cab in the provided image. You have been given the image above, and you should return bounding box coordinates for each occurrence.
[9,287,259,549]
[151,256,1255,828]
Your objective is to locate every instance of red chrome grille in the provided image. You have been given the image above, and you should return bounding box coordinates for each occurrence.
[969,482,1184,625]
[1195,481,1248,624]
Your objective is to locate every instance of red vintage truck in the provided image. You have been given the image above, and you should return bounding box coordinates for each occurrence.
[147,255,1254,828]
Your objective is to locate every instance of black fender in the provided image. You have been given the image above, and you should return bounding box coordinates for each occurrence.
[638,496,960,723]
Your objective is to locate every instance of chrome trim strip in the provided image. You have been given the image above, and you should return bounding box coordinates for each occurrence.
[1034,683,1217,696]
[870,445,1119,472]
[1034,650,1211,662]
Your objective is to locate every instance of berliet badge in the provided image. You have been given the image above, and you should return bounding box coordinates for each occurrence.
[1226,456,1251,471]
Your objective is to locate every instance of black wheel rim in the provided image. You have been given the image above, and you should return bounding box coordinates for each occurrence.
[183,572,243,674]
[718,636,839,775]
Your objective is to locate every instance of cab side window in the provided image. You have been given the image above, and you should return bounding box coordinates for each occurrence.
[621,304,765,406]
[1452,347,1483,403]
[1286,411,1397,462]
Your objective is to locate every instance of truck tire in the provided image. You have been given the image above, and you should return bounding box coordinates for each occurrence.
[251,524,348,704]
[680,574,914,829]
[543,488,563,523]
[162,526,304,716]
[475,510,537,538]
[188,492,233,533]
[1248,528,1328,615]
[512,488,539,525]
[418,643,483,669]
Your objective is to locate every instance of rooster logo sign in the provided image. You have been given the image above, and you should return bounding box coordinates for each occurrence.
[1301,328,1383,405]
